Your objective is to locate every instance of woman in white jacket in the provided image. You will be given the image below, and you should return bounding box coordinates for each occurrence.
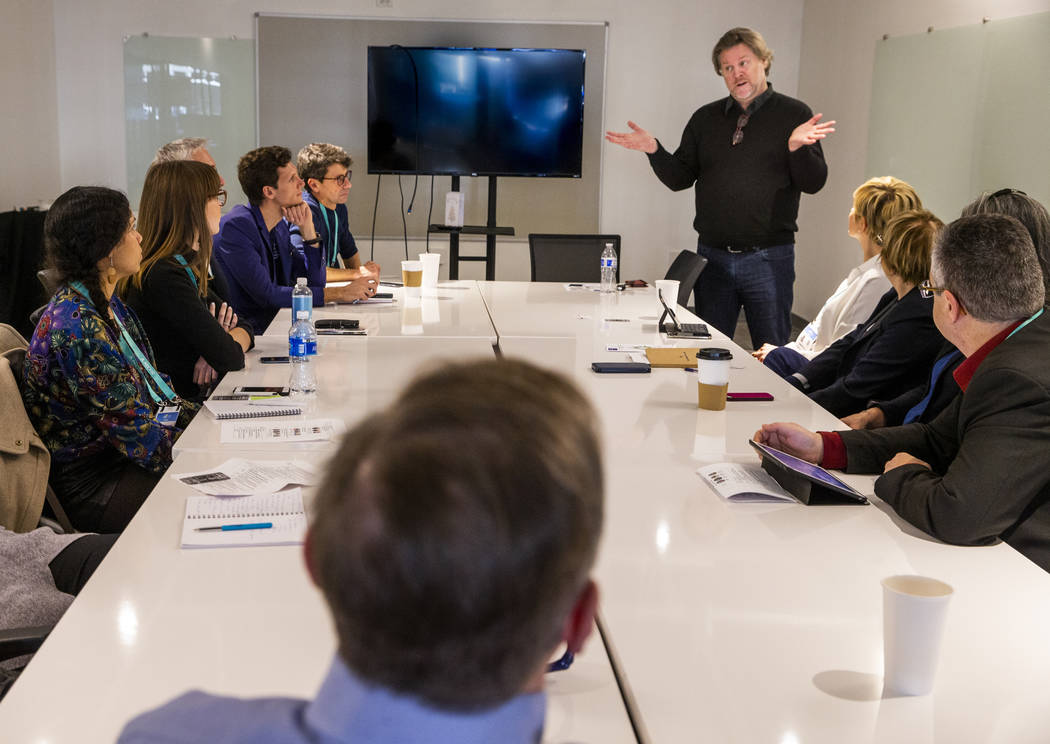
[754,176,921,375]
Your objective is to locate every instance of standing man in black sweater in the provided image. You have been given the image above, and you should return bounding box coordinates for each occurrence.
[606,27,834,348]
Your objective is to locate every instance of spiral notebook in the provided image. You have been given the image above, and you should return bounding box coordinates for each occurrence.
[180,489,308,548]
[204,399,302,420]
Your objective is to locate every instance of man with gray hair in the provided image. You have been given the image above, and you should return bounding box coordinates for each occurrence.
[153,137,224,186]
[755,213,1050,571]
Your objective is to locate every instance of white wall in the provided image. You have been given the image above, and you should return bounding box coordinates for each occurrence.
[1,0,60,211]
[41,0,805,282]
[794,0,1049,320]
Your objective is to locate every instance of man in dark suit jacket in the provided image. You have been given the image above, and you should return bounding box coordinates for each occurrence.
[757,214,1050,571]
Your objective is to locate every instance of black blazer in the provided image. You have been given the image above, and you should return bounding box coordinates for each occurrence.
[871,340,963,426]
[841,309,1050,572]
[124,257,255,401]
[793,286,943,417]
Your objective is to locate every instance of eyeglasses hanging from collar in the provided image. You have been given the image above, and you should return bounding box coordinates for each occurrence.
[732,113,751,146]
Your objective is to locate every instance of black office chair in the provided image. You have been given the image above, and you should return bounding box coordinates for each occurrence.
[528,234,621,283]
[663,250,708,309]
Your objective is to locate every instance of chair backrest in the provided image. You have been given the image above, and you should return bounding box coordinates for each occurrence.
[528,234,621,283]
[36,269,60,297]
[0,324,28,355]
[662,250,709,308]
[0,346,51,533]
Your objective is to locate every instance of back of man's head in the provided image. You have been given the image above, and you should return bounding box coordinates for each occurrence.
[153,137,208,165]
[307,358,604,710]
[237,146,292,206]
[933,213,1045,322]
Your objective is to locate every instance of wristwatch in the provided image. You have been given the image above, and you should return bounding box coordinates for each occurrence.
[301,237,322,246]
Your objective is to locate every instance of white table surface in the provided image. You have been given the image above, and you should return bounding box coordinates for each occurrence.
[174,336,497,456]
[479,280,704,341]
[499,295,1050,744]
[0,448,636,744]
[265,281,497,343]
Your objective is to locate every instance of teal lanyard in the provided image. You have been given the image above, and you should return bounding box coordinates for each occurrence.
[317,203,339,267]
[69,281,178,406]
[1007,307,1043,340]
[173,254,198,289]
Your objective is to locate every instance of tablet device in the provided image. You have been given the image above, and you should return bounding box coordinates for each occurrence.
[748,439,868,505]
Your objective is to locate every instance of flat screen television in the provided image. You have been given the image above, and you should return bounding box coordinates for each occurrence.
[367,46,586,177]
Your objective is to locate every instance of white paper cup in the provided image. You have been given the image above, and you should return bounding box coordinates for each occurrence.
[882,575,953,695]
[655,279,680,309]
[418,252,440,287]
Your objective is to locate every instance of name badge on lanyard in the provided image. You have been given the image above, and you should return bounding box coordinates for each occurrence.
[156,405,180,427]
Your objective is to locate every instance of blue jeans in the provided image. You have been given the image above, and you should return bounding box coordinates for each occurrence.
[695,241,795,348]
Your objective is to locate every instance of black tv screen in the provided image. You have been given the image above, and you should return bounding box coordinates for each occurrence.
[367,46,585,177]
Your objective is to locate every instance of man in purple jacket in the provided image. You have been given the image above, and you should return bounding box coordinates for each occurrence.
[213,146,375,332]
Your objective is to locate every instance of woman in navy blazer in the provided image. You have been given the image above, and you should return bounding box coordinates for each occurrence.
[783,209,946,418]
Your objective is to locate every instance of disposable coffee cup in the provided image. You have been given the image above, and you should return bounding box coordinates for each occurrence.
[418,252,440,288]
[401,260,423,296]
[696,348,732,410]
[655,279,680,309]
[882,575,953,696]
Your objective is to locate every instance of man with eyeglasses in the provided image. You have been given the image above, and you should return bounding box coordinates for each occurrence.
[755,214,1050,572]
[606,27,834,349]
[118,358,605,743]
[213,146,376,332]
[291,142,381,284]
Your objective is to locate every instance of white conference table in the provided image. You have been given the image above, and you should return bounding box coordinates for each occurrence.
[4,282,1050,744]
[497,284,1050,744]
[266,281,497,343]
[0,449,636,744]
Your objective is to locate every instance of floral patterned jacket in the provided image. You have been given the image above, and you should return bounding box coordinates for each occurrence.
[22,285,197,473]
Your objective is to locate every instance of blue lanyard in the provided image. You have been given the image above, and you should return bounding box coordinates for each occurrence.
[317,203,339,267]
[1007,307,1043,339]
[69,281,178,406]
[173,254,198,289]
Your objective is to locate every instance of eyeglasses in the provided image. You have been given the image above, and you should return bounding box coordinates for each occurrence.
[919,279,947,299]
[320,171,352,186]
[990,187,1027,198]
[213,190,227,207]
[731,113,750,146]
[546,649,574,673]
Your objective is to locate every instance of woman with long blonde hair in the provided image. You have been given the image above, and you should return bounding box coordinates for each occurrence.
[122,160,253,401]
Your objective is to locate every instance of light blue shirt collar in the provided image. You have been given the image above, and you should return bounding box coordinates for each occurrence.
[305,657,546,744]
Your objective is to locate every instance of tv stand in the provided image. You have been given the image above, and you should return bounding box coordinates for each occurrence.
[428,175,514,280]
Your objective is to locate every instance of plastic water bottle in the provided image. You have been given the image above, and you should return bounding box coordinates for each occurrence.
[292,277,312,323]
[288,310,317,396]
[600,242,618,294]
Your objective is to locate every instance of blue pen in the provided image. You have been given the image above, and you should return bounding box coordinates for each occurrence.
[195,522,273,532]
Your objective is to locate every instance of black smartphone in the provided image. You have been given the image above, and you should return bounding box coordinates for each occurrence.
[726,392,775,402]
[316,318,359,330]
[591,362,651,374]
[375,292,393,299]
[258,357,289,365]
[233,385,290,395]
